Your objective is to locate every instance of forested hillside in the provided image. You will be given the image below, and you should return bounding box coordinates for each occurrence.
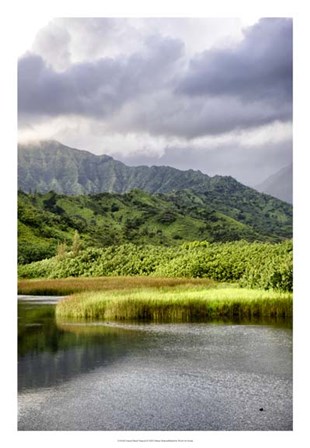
[18,189,292,264]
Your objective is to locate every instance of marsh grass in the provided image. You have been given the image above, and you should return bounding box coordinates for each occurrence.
[55,286,292,322]
[18,276,217,296]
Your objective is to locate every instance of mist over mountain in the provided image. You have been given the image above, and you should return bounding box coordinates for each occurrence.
[18,140,213,195]
[18,140,292,202]
[255,164,292,204]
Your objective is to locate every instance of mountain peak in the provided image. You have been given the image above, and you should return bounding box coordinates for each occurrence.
[255,164,292,204]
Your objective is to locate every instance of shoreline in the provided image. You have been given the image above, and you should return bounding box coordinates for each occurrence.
[18,295,66,303]
[17,278,293,323]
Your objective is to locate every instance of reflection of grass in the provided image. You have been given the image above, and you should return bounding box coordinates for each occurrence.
[18,276,217,296]
[56,322,133,336]
[18,303,55,321]
[56,286,292,322]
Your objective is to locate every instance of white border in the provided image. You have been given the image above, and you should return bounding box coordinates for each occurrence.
[2,1,309,447]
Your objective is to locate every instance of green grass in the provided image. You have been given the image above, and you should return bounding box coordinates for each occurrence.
[19,275,293,323]
[55,286,292,322]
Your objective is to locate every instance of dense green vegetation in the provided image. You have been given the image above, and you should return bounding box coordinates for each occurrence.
[18,142,292,258]
[56,286,292,322]
[18,240,292,292]
[18,141,293,324]
[18,188,292,264]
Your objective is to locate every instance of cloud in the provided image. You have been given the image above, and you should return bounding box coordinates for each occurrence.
[109,91,291,139]
[114,138,292,187]
[18,34,184,121]
[17,18,292,185]
[178,18,292,107]
[32,21,71,71]
[31,18,150,69]
[19,18,292,141]
[29,18,247,69]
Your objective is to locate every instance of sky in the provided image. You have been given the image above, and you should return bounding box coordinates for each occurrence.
[17,17,292,186]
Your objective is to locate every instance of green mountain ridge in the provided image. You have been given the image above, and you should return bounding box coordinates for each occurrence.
[18,140,291,204]
[18,140,213,195]
[18,188,292,264]
[18,140,292,264]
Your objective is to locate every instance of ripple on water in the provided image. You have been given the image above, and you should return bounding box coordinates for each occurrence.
[18,310,292,431]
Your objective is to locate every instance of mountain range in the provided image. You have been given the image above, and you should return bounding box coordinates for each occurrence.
[18,140,292,201]
[18,140,213,195]
[18,140,292,264]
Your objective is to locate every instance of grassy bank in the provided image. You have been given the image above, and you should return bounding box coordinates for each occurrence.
[18,276,217,296]
[19,276,293,322]
[55,286,292,322]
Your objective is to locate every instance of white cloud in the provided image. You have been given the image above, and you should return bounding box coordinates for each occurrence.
[26,17,252,71]
[18,114,291,161]
[17,16,52,57]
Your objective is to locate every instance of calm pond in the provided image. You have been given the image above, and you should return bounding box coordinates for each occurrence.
[18,297,292,431]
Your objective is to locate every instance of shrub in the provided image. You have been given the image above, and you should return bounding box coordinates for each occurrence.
[18,240,293,292]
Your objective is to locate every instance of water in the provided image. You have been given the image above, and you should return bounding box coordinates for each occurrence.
[18,297,293,431]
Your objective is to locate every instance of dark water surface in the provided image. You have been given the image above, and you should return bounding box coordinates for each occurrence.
[18,298,292,431]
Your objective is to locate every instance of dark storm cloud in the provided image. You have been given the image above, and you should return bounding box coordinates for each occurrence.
[18,34,184,119]
[178,18,292,108]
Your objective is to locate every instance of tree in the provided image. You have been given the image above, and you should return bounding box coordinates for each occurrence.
[72,230,81,256]
[56,242,67,260]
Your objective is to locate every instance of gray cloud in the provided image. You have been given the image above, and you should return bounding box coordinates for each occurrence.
[18,18,292,140]
[18,34,184,120]
[178,18,292,108]
[110,93,291,139]
[18,18,293,186]
[32,21,72,70]
[33,18,145,67]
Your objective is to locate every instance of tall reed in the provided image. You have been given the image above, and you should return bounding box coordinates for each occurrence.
[56,287,292,322]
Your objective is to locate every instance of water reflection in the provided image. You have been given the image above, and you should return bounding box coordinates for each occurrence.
[18,301,292,392]
[18,300,293,431]
[18,303,141,391]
